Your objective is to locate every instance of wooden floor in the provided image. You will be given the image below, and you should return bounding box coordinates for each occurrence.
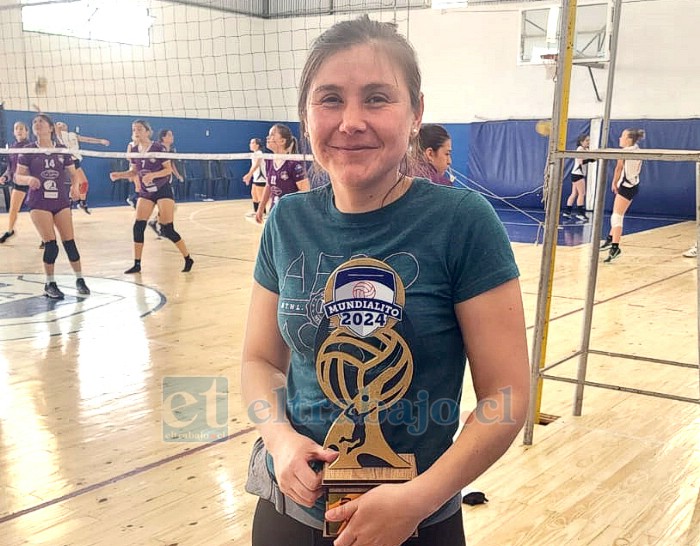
[0,200,698,546]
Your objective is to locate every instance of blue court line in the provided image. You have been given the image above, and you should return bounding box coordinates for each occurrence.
[0,425,257,525]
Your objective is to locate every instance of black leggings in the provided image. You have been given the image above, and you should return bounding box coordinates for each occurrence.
[252,498,466,546]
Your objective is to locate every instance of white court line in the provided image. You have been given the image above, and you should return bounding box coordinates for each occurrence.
[186,203,230,233]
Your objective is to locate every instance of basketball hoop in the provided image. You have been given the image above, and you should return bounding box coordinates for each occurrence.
[541,53,558,81]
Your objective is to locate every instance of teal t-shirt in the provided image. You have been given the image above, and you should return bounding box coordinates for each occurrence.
[253,178,519,525]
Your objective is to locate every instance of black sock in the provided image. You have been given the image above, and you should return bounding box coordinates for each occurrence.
[565,205,572,214]
[135,259,141,266]
[611,243,619,250]
[606,235,613,242]
[253,201,259,212]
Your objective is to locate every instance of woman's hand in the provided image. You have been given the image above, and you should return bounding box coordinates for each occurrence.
[243,173,252,185]
[101,139,110,146]
[326,483,426,546]
[142,172,155,185]
[611,180,618,194]
[266,430,338,508]
[255,208,265,224]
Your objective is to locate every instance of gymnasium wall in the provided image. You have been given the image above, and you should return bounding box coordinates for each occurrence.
[0,0,697,217]
[1,1,698,121]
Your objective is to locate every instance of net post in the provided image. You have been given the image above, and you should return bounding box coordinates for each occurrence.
[573,0,623,417]
[524,0,578,446]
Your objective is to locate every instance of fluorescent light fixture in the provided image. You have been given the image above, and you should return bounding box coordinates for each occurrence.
[432,0,469,9]
[22,0,154,46]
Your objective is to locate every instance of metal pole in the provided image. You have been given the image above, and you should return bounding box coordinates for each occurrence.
[573,0,623,416]
[524,0,577,445]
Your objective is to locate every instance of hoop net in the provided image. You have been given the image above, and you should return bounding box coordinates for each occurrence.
[542,53,558,81]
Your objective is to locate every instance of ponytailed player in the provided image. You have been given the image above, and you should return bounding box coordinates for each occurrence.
[254,124,309,224]
[109,120,193,274]
[15,114,90,299]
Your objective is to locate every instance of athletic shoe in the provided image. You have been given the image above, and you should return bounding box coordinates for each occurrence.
[182,256,194,273]
[244,211,256,218]
[600,236,613,251]
[148,220,161,238]
[76,277,91,295]
[39,241,45,249]
[683,245,697,258]
[126,196,136,208]
[561,211,572,219]
[78,201,91,215]
[574,212,589,221]
[44,281,65,299]
[0,230,14,243]
[124,264,141,274]
[604,247,622,263]
[202,197,214,202]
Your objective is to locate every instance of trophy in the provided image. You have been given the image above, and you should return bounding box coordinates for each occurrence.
[316,258,417,538]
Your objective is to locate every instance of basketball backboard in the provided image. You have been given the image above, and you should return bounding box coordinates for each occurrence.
[520,2,611,66]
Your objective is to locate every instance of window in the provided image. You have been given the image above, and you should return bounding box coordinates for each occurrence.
[22,0,154,47]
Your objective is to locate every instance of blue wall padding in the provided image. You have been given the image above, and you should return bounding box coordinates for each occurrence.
[3,109,292,206]
[2,109,697,219]
[603,119,700,219]
[467,119,590,210]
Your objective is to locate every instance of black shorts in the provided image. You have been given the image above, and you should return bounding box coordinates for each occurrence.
[140,183,174,203]
[252,498,465,546]
[74,159,81,169]
[252,180,267,187]
[571,174,585,183]
[617,183,639,201]
[10,182,29,192]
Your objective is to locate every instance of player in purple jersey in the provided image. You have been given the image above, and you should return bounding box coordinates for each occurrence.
[0,121,32,243]
[14,114,90,299]
[411,124,453,186]
[147,129,184,238]
[254,123,309,224]
[109,120,193,274]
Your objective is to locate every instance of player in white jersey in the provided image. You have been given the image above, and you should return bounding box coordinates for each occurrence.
[562,134,595,221]
[243,138,266,218]
[600,128,646,263]
[55,121,110,214]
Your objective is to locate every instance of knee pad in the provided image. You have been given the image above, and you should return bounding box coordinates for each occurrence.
[159,222,181,243]
[611,212,624,229]
[62,239,80,262]
[43,239,59,264]
[133,220,147,243]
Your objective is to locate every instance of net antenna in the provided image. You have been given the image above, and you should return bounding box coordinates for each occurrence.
[541,53,558,82]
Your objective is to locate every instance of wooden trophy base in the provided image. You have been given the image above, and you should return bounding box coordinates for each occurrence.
[322,454,417,538]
